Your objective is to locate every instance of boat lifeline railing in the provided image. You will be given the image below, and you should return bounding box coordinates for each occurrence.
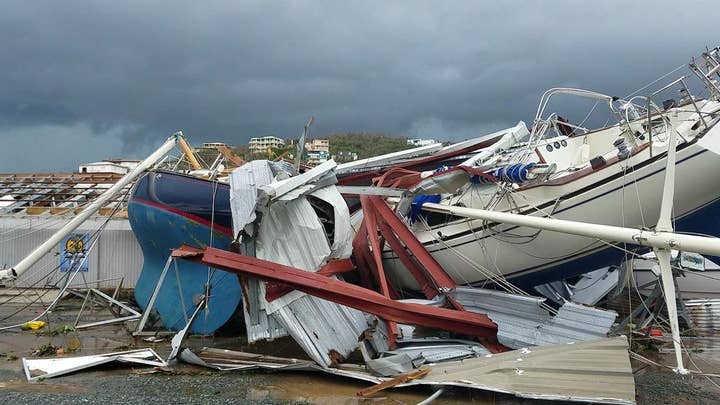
[533,88,616,126]
[642,76,708,157]
[529,88,628,152]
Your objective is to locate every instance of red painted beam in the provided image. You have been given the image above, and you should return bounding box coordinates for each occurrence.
[361,196,390,297]
[175,246,497,338]
[265,258,356,302]
[351,220,376,290]
[360,196,400,345]
[377,220,438,300]
[367,195,457,291]
[337,136,500,186]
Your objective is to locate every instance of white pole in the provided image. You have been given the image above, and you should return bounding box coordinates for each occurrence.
[0,132,181,281]
[655,247,688,374]
[652,112,688,374]
[419,202,720,258]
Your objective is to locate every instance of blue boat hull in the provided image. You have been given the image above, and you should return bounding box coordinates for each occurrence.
[128,171,240,334]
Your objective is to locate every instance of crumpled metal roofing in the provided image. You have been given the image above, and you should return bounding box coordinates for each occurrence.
[229,161,289,341]
[255,188,383,367]
[451,287,617,348]
[229,160,384,367]
[382,338,490,363]
[228,160,275,237]
[23,349,166,381]
[416,336,634,404]
[181,336,635,405]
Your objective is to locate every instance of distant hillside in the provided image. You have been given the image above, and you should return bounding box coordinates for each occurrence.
[326,133,412,159]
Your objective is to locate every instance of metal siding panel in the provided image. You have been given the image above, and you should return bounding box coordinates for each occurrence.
[1,216,142,289]
[452,287,616,349]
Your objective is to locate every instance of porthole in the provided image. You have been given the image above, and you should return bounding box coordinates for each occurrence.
[546,144,553,152]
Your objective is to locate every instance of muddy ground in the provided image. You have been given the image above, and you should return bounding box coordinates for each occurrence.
[1,298,720,404]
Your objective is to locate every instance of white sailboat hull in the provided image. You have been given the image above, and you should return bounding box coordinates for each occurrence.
[384,121,720,289]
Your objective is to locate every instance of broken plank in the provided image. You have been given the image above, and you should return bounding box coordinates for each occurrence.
[356,368,431,397]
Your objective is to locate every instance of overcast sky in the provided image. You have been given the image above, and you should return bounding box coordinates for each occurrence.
[0,1,716,172]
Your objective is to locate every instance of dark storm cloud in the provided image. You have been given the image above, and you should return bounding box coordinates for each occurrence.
[0,0,716,171]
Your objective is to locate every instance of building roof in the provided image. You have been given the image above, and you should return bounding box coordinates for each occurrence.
[0,172,130,217]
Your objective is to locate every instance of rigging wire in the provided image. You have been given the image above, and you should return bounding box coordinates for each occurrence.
[623,64,687,99]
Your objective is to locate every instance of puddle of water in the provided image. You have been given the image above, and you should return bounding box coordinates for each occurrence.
[0,304,144,372]
[260,371,494,405]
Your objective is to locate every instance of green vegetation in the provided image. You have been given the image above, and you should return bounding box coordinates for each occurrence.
[170,133,417,169]
[246,133,413,162]
[325,133,412,159]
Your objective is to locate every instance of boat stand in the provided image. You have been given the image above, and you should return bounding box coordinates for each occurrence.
[73,284,142,330]
[133,255,178,337]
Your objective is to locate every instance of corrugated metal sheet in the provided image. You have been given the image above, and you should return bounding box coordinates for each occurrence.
[255,193,376,367]
[182,336,635,405]
[413,336,635,404]
[382,338,490,363]
[0,216,142,288]
[451,287,617,349]
[229,161,289,341]
[228,160,274,236]
[686,298,720,334]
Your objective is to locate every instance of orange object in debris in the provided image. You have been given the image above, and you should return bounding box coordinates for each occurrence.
[649,329,664,337]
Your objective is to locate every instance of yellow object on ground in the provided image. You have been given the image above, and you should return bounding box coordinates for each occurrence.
[21,321,46,330]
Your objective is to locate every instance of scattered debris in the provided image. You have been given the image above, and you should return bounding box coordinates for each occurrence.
[31,343,61,357]
[179,337,635,404]
[452,287,617,349]
[534,266,622,306]
[22,348,167,381]
[20,321,46,331]
[0,352,18,361]
[356,368,431,397]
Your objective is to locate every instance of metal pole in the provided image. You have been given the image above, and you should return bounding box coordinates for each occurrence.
[420,202,720,257]
[0,132,181,281]
[656,112,676,233]
[679,78,708,130]
[134,255,174,335]
[652,111,688,374]
[294,117,313,174]
[655,248,688,374]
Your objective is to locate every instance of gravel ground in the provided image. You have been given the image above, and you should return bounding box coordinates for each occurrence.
[4,301,720,404]
[0,368,297,405]
[635,371,719,405]
[3,355,719,404]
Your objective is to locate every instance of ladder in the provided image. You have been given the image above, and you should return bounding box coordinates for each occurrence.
[690,47,720,99]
